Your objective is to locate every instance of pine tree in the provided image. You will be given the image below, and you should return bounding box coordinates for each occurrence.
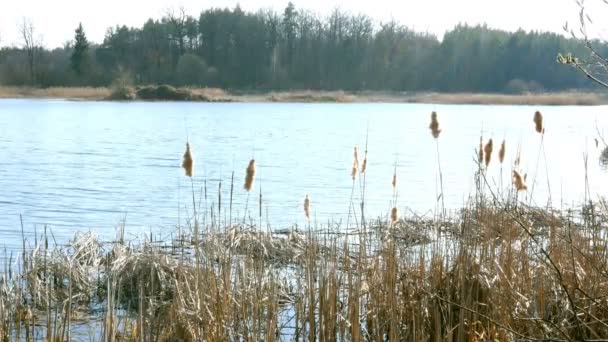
[70,23,89,76]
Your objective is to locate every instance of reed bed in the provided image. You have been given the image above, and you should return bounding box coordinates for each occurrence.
[2,111,608,341]
[1,195,607,341]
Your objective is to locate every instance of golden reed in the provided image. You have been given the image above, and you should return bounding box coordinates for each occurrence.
[244,159,256,192]
[351,146,359,181]
[484,139,493,167]
[534,111,544,134]
[429,111,441,138]
[182,142,194,177]
[513,170,527,191]
[304,194,310,221]
[391,207,400,224]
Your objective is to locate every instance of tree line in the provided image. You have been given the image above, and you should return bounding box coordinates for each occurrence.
[0,3,601,92]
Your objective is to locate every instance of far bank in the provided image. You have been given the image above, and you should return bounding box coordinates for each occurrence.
[0,86,604,106]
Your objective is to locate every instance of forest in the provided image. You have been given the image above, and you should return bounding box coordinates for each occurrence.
[0,3,601,92]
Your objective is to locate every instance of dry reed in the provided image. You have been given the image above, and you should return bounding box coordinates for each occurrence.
[304,194,310,221]
[429,111,441,138]
[390,207,400,224]
[181,142,194,177]
[351,147,359,181]
[499,140,506,164]
[513,169,528,191]
[484,139,493,167]
[534,110,544,134]
[244,159,256,191]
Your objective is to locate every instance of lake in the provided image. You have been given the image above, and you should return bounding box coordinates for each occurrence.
[0,99,606,249]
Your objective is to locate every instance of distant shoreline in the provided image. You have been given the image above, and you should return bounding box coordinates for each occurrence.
[0,86,605,106]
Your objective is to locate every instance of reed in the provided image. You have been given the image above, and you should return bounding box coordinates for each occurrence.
[244,159,256,192]
[483,139,493,167]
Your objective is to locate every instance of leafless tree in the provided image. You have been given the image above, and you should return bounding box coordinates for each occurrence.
[559,0,608,88]
[164,7,188,55]
[18,17,38,85]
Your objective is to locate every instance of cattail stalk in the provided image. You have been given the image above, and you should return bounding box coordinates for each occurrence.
[304,194,311,221]
[182,142,194,177]
[478,136,484,164]
[484,139,493,167]
[499,140,506,164]
[513,170,528,191]
[244,159,256,192]
[534,111,544,134]
[391,207,400,225]
[429,111,441,139]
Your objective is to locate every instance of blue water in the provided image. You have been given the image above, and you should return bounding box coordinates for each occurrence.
[0,99,606,249]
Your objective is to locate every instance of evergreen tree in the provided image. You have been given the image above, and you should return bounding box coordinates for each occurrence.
[70,23,89,76]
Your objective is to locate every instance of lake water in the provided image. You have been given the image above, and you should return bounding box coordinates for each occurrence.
[0,99,606,249]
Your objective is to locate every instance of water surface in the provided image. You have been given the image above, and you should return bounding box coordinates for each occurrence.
[0,99,606,249]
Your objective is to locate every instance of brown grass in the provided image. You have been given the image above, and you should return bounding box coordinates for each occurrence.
[0,86,110,100]
[1,86,605,105]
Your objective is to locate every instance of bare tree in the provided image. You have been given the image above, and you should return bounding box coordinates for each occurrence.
[559,0,608,88]
[18,17,38,85]
[164,7,188,55]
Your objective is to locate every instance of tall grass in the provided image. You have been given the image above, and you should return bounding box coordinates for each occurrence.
[1,112,608,341]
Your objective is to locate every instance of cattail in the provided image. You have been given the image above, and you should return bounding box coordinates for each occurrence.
[244,159,256,192]
[484,139,493,167]
[361,150,368,174]
[304,194,310,221]
[513,170,527,191]
[478,136,484,164]
[499,140,506,164]
[533,111,544,134]
[181,142,194,177]
[354,146,359,165]
[351,146,359,181]
[392,169,397,189]
[429,111,441,139]
[390,207,400,224]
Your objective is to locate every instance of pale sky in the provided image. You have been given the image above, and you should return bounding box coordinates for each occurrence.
[0,0,606,48]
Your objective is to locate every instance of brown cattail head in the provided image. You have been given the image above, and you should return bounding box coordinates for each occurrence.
[304,194,311,221]
[244,159,256,192]
[533,111,544,134]
[361,157,367,174]
[484,139,493,167]
[392,169,397,189]
[513,170,528,191]
[390,207,400,224]
[181,142,194,177]
[499,140,506,164]
[478,136,484,164]
[429,111,441,139]
[351,146,359,181]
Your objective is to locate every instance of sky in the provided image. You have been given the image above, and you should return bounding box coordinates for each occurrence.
[0,0,606,48]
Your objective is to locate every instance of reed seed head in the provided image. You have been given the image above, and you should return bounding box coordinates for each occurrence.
[304,194,311,221]
[181,142,194,177]
[391,207,400,225]
[533,111,544,134]
[392,170,397,189]
[484,139,493,167]
[361,157,367,175]
[499,140,506,164]
[244,159,256,192]
[351,146,359,181]
[513,170,528,191]
[429,111,441,139]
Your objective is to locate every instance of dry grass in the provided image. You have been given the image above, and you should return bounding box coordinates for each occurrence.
[0,86,110,100]
[0,86,605,105]
[2,197,608,341]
